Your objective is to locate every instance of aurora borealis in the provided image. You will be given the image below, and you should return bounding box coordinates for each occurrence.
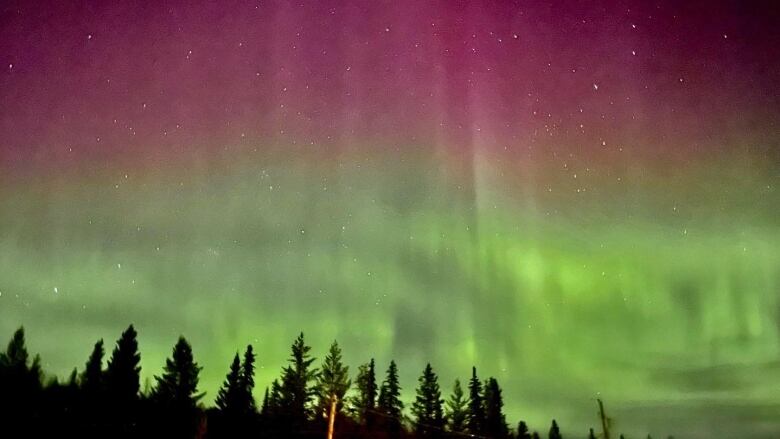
[1,0,779,437]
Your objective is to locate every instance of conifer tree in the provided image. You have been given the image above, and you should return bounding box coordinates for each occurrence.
[260,387,270,417]
[0,327,29,369]
[378,360,404,433]
[316,340,351,417]
[353,358,378,425]
[151,337,203,438]
[484,377,508,438]
[152,336,203,409]
[106,325,141,405]
[268,379,283,417]
[0,326,42,432]
[82,339,104,397]
[279,332,318,427]
[549,419,562,439]
[518,421,532,439]
[240,344,256,413]
[411,363,444,437]
[588,428,596,439]
[215,353,242,413]
[466,366,485,435]
[445,379,468,433]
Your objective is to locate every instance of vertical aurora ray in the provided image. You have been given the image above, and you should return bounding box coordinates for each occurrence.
[0,1,778,438]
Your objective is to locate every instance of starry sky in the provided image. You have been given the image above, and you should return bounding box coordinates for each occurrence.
[1,1,779,437]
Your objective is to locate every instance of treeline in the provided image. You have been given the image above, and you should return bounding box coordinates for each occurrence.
[0,325,670,439]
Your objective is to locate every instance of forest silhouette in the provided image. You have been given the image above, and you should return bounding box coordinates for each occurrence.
[0,325,674,439]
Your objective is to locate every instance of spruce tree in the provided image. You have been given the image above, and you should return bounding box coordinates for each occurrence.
[152,336,203,409]
[518,421,532,439]
[466,366,485,435]
[240,344,257,413]
[445,379,468,433]
[279,332,317,427]
[260,386,270,416]
[82,339,104,397]
[484,377,508,438]
[106,325,141,405]
[0,326,42,433]
[353,358,378,425]
[268,379,283,417]
[0,327,29,369]
[378,360,404,433]
[151,337,203,438]
[411,363,444,437]
[316,340,351,418]
[215,353,242,413]
[548,419,562,439]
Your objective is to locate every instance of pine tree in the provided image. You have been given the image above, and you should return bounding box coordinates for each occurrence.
[353,358,378,425]
[240,344,257,413]
[378,360,404,433]
[151,337,203,438]
[0,327,29,369]
[215,353,242,413]
[82,339,104,397]
[445,379,467,433]
[279,332,318,427]
[484,377,508,438]
[588,428,596,439]
[466,366,485,435]
[260,387,270,416]
[152,336,203,409]
[316,340,351,418]
[548,419,562,439]
[106,325,141,405]
[518,421,532,439]
[0,326,42,432]
[411,363,444,437]
[268,379,283,417]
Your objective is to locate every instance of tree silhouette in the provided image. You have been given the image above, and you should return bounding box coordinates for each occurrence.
[532,432,541,439]
[278,332,317,429]
[588,428,597,439]
[239,344,256,413]
[549,419,562,439]
[1,326,29,369]
[316,340,351,418]
[378,360,404,434]
[215,353,242,413]
[484,377,508,438]
[0,327,42,435]
[445,379,467,433]
[353,358,378,426]
[466,366,485,435]
[411,363,444,437]
[151,336,203,438]
[152,337,203,407]
[82,339,104,397]
[260,386,270,416]
[518,421,532,439]
[106,325,141,405]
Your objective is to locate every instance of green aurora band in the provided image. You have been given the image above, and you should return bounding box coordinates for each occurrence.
[1,145,777,438]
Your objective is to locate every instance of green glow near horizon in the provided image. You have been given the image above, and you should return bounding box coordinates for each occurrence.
[0,146,777,438]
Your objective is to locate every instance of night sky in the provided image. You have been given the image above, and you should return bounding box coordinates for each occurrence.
[1,1,779,438]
